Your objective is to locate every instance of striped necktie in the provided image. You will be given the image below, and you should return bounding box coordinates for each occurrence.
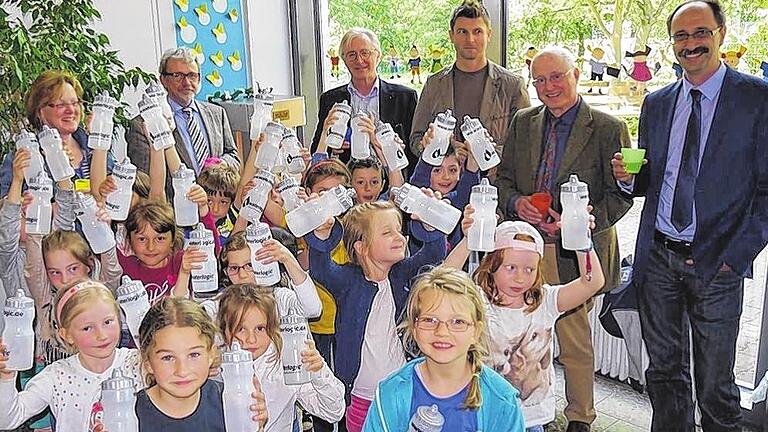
[182,105,209,171]
[535,119,559,194]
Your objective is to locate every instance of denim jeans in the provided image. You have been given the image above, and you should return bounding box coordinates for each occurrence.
[638,239,743,432]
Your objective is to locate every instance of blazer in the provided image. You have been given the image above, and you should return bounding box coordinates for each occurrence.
[126,99,239,174]
[310,79,418,167]
[496,101,633,291]
[409,61,530,156]
[630,67,768,287]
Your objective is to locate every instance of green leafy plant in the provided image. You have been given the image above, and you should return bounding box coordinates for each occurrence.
[0,0,155,156]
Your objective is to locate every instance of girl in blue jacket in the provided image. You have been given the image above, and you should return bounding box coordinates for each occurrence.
[362,265,525,432]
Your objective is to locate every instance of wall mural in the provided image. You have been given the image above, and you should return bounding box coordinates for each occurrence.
[172,0,248,98]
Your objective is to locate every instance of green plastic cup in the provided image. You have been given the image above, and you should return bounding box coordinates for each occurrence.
[621,148,646,174]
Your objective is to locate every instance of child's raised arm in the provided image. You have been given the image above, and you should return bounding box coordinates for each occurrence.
[90,148,108,202]
[149,136,167,199]
[254,238,321,317]
[0,339,54,430]
[556,214,605,313]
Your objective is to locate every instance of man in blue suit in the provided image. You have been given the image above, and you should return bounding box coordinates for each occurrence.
[612,1,768,431]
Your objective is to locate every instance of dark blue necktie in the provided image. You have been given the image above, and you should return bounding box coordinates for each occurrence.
[671,89,702,232]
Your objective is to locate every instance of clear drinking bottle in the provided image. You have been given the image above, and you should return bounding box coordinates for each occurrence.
[421,110,456,166]
[560,174,591,251]
[187,223,218,295]
[375,122,409,171]
[100,368,138,432]
[221,341,258,432]
[138,94,175,151]
[250,91,275,140]
[145,81,174,124]
[74,193,116,254]
[105,159,137,222]
[350,113,371,160]
[285,185,356,238]
[326,101,352,149]
[280,305,311,385]
[241,168,276,223]
[87,92,118,151]
[13,130,46,182]
[281,127,306,174]
[2,290,35,371]
[25,173,53,235]
[116,276,150,347]
[38,125,75,182]
[277,175,303,212]
[254,121,283,171]
[246,222,281,286]
[467,178,498,252]
[391,183,461,234]
[408,405,444,432]
[460,116,501,171]
[273,146,288,174]
[172,164,199,227]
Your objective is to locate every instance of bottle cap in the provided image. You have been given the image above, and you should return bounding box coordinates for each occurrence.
[93,92,118,111]
[37,125,61,143]
[172,164,196,180]
[28,172,53,188]
[254,168,276,185]
[145,82,166,100]
[277,175,299,192]
[471,177,497,196]
[560,174,588,194]
[188,223,212,240]
[116,276,146,298]
[101,368,136,391]
[254,90,275,104]
[73,192,96,211]
[374,121,394,137]
[331,185,356,210]
[5,289,34,310]
[14,130,39,148]
[138,94,160,113]
[264,121,283,137]
[436,110,457,127]
[246,222,272,242]
[390,183,415,207]
[220,341,253,364]
[460,116,483,136]
[412,404,444,429]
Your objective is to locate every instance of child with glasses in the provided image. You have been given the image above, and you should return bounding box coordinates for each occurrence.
[362,265,525,431]
[445,208,604,432]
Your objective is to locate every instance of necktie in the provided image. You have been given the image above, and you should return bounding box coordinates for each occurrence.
[535,119,559,194]
[671,89,702,232]
[183,106,209,171]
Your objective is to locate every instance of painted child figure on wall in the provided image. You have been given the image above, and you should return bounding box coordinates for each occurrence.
[720,45,747,70]
[625,46,654,82]
[586,46,608,94]
[387,45,401,79]
[408,45,422,84]
[328,47,341,79]
[428,44,445,74]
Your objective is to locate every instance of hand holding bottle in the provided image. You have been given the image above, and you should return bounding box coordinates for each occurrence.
[408,187,445,232]
[300,339,325,373]
[186,184,210,217]
[419,123,436,156]
[98,176,118,199]
[11,148,31,184]
[253,238,306,284]
[180,246,208,274]
[249,374,268,429]
[0,339,16,381]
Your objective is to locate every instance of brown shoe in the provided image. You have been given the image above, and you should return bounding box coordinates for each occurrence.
[566,421,591,432]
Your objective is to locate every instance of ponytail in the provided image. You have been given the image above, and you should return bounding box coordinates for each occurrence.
[464,344,484,409]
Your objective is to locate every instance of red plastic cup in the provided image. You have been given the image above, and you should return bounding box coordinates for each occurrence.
[530,192,552,219]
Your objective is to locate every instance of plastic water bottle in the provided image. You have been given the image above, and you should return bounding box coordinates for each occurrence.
[100,368,138,432]
[280,305,311,385]
[421,110,456,166]
[116,276,149,347]
[13,130,46,182]
[105,160,137,222]
[38,125,75,182]
[74,193,116,254]
[172,164,199,227]
[2,290,35,371]
[246,222,281,286]
[467,178,497,252]
[188,223,218,295]
[375,122,408,171]
[25,173,53,235]
[241,169,275,223]
[138,94,175,151]
[350,113,371,160]
[87,92,118,151]
[560,174,591,251]
[273,146,288,174]
[281,127,306,174]
[391,183,461,234]
[221,341,258,432]
[285,186,356,238]
[460,116,501,171]
[111,125,130,164]
[145,81,174,124]
[249,91,275,140]
[254,121,283,171]
[409,405,444,432]
[277,175,303,212]
[326,101,352,149]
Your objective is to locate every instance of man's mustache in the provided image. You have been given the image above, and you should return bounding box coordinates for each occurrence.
[679,46,709,57]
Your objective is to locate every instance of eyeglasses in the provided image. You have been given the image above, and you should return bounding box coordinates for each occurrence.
[162,71,201,82]
[671,26,721,43]
[226,262,253,275]
[415,316,474,332]
[532,68,574,88]
[46,99,83,111]
[344,49,375,62]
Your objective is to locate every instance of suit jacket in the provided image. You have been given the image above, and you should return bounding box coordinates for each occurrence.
[409,61,530,156]
[631,67,768,287]
[310,79,418,167]
[126,99,239,174]
[496,101,633,291]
